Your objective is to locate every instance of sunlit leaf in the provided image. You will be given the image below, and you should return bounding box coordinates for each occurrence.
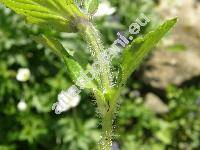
[34,35,96,89]
[0,0,86,32]
[120,18,177,85]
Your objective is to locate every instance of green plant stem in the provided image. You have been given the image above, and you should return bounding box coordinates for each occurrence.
[77,18,119,150]
[77,19,111,92]
[95,90,120,150]
[100,111,113,150]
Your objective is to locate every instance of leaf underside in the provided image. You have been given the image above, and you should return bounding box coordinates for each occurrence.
[0,0,84,32]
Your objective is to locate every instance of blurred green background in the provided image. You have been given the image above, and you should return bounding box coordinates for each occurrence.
[0,0,200,150]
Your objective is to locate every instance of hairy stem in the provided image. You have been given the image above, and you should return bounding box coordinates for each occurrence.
[77,19,111,92]
[95,89,120,150]
[77,18,117,150]
[100,111,113,150]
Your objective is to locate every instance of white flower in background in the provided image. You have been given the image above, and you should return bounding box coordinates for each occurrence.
[94,1,116,17]
[17,100,27,111]
[52,89,81,114]
[16,68,31,82]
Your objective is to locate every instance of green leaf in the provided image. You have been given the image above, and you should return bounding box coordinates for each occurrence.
[33,35,96,89]
[84,0,99,15]
[120,18,177,85]
[0,0,86,32]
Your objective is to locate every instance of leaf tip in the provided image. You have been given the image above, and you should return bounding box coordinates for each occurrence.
[167,17,178,26]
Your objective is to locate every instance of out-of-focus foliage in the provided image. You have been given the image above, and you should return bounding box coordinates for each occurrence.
[0,4,99,150]
[118,85,200,150]
[0,0,199,150]
[96,0,159,46]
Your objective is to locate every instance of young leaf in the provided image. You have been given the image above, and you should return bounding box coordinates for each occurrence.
[33,35,96,89]
[84,0,99,15]
[0,0,86,32]
[120,18,177,85]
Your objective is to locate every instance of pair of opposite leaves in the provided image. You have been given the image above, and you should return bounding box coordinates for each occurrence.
[0,0,177,90]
